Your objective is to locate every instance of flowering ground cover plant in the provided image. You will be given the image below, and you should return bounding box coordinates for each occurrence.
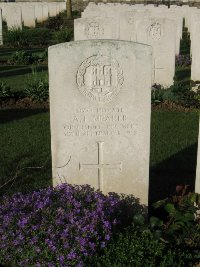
[0,183,141,266]
[175,55,191,67]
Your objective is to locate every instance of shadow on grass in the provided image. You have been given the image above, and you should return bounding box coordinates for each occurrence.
[149,142,198,205]
[175,67,191,81]
[0,109,48,124]
[1,65,48,77]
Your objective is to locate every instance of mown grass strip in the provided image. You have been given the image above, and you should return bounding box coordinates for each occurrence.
[0,110,199,198]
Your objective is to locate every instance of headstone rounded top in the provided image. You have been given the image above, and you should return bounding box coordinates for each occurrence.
[76,54,124,104]
[48,40,152,55]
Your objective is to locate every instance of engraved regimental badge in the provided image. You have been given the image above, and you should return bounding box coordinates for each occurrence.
[86,22,104,39]
[149,22,163,41]
[76,54,124,103]
[127,11,136,25]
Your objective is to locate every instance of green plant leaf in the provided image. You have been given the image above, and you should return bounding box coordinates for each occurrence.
[149,216,163,228]
[164,203,176,214]
[152,198,168,209]
[133,214,145,226]
[184,212,195,222]
[189,193,198,204]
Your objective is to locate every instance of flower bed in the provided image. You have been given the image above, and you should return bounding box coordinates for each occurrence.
[0,183,139,266]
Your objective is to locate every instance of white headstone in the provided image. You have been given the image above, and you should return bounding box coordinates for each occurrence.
[137,17,176,87]
[4,4,22,29]
[48,3,57,17]
[120,10,150,42]
[120,11,176,87]
[191,14,200,81]
[147,7,182,55]
[35,5,43,23]
[0,8,3,45]
[195,117,200,194]
[42,4,49,21]
[59,2,66,13]
[49,40,152,205]
[21,5,35,28]
[74,17,118,40]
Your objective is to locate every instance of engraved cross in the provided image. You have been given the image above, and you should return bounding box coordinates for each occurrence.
[79,141,122,191]
[153,60,164,82]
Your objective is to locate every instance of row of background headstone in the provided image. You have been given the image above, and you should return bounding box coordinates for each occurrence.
[74,3,200,84]
[0,2,66,29]
[74,3,200,195]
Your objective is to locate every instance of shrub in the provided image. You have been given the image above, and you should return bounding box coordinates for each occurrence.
[9,49,48,65]
[180,28,190,55]
[52,27,73,44]
[176,55,191,67]
[10,50,36,65]
[0,183,136,266]
[86,188,200,267]
[86,226,196,267]
[4,27,31,47]
[29,28,51,46]
[44,14,64,30]
[151,84,178,104]
[153,185,200,249]
[151,81,200,108]
[0,82,12,99]
[25,73,49,102]
[36,49,48,64]
[4,27,51,47]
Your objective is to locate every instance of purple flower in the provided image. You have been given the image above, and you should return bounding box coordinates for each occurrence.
[17,217,28,228]
[101,242,106,248]
[0,182,134,265]
[58,255,65,264]
[105,234,110,241]
[67,251,77,260]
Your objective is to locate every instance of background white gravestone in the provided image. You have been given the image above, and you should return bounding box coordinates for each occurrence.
[21,5,35,28]
[34,4,43,23]
[49,40,152,205]
[120,10,150,42]
[191,14,200,81]
[42,4,49,21]
[136,17,176,87]
[59,2,66,13]
[0,8,2,45]
[48,3,57,17]
[195,117,200,194]
[146,7,182,55]
[74,17,118,40]
[4,4,22,29]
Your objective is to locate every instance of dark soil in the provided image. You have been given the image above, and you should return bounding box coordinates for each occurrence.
[0,97,49,110]
[152,101,199,112]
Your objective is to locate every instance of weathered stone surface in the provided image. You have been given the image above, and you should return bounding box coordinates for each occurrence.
[74,17,118,40]
[34,4,43,23]
[48,3,57,17]
[49,40,152,205]
[136,17,176,87]
[191,14,200,81]
[0,8,2,45]
[21,5,35,27]
[196,117,200,194]
[42,4,49,21]
[120,10,176,87]
[4,4,22,29]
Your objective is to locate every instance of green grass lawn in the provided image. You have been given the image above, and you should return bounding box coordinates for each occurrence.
[0,47,46,61]
[0,110,199,203]
[1,70,48,92]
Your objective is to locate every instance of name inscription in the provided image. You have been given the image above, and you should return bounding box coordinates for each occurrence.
[63,107,137,137]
